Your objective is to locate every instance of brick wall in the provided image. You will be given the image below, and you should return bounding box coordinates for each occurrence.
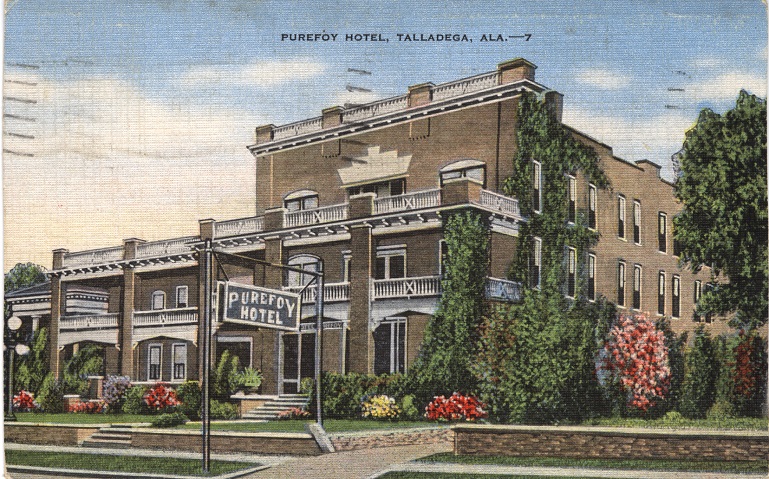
[330,426,454,451]
[5,424,100,446]
[130,429,322,455]
[453,425,769,462]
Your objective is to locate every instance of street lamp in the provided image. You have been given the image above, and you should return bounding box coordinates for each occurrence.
[5,315,30,422]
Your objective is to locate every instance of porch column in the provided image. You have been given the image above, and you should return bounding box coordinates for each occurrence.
[348,224,374,373]
[48,251,67,379]
[120,238,143,379]
[259,233,283,395]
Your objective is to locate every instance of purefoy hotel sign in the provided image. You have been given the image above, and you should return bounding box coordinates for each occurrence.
[219,282,301,331]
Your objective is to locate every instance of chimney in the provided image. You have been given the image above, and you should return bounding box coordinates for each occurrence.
[497,58,537,84]
[255,124,275,145]
[544,91,563,123]
[407,82,434,107]
[122,238,146,260]
[52,248,69,270]
[322,106,344,129]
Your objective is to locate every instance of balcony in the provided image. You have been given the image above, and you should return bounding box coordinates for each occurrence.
[283,282,350,304]
[214,216,264,238]
[374,189,441,215]
[477,189,520,217]
[485,277,522,302]
[136,237,196,258]
[59,313,119,330]
[62,247,124,268]
[133,307,199,327]
[373,276,442,300]
[284,203,348,228]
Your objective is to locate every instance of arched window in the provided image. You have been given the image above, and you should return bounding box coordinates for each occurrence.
[439,159,486,187]
[283,190,319,212]
[287,254,321,287]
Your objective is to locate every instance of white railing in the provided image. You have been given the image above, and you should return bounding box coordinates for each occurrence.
[214,216,264,238]
[432,71,500,101]
[343,95,409,123]
[273,117,323,140]
[478,189,521,217]
[59,313,119,330]
[284,203,348,228]
[63,247,124,268]
[133,307,199,327]
[283,282,349,303]
[373,276,441,300]
[136,236,196,258]
[300,320,347,332]
[485,277,523,303]
[374,189,441,215]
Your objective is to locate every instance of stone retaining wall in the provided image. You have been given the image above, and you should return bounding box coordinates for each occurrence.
[127,428,322,455]
[329,427,453,451]
[4,423,100,446]
[453,424,769,462]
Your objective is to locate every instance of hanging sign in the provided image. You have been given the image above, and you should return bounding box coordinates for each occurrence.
[220,281,301,331]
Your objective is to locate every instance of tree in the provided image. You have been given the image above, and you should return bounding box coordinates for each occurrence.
[673,91,767,329]
[679,326,719,419]
[5,262,47,293]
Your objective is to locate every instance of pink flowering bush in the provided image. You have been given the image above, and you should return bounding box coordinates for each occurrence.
[69,400,107,413]
[602,314,670,412]
[144,383,179,412]
[425,393,487,421]
[13,390,38,412]
[277,407,311,420]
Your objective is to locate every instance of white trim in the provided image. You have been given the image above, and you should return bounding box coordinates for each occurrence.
[632,264,643,310]
[175,285,189,308]
[532,160,542,214]
[588,253,596,302]
[171,342,188,381]
[151,291,166,310]
[588,183,597,230]
[566,246,577,298]
[567,175,577,224]
[633,200,642,245]
[147,343,163,381]
[618,194,626,239]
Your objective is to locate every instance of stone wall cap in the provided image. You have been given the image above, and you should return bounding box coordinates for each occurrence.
[450,423,769,438]
[329,425,451,438]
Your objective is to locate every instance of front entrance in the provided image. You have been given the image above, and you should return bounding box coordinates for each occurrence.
[281,332,315,394]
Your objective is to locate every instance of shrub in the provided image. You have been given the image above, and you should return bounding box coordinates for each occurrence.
[212,351,240,400]
[102,376,131,413]
[13,390,38,412]
[175,380,202,420]
[209,400,237,419]
[122,385,149,415]
[15,328,49,395]
[400,395,420,421]
[728,330,767,417]
[277,407,311,420]
[300,377,314,395]
[425,393,487,422]
[151,412,189,427]
[361,395,400,420]
[36,373,65,413]
[144,383,179,412]
[68,400,107,414]
[601,313,670,415]
[679,326,719,419]
[62,343,104,395]
[236,367,263,391]
[707,399,736,420]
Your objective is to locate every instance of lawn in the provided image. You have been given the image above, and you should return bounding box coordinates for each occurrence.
[418,453,769,474]
[583,416,767,430]
[379,474,628,479]
[178,419,440,433]
[5,450,257,476]
[13,412,157,424]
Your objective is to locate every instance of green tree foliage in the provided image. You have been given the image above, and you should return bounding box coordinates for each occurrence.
[175,380,202,420]
[673,91,767,329]
[717,330,768,417]
[679,326,719,419]
[4,262,47,293]
[212,350,240,400]
[15,327,50,394]
[62,344,104,395]
[408,210,489,405]
[36,373,65,413]
[473,92,611,423]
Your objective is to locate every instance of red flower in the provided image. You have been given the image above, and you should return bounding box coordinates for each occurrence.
[144,383,179,411]
[425,393,487,422]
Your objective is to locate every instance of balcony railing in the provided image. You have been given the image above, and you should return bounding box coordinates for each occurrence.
[273,117,323,141]
[136,236,196,258]
[478,189,521,217]
[59,313,119,330]
[342,95,409,123]
[63,247,124,268]
[373,276,441,300]
[432,71,500,101]
[283,282,350,304]
[214,216,265,238]
[485,277,522,303]
[284,203,348,228]
[374,189,441,215]
[133,307,199,327]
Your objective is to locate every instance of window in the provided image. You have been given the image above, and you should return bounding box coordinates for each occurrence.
[567,175,577,224]
[438,240,448,276]
[148,344,162,381]
[588,184,597,230]
[532,237,542,289]
[693,280,707,322]
[375,247,406,280]
[347,178,405,198]
[567,247,576,298]
[284,190,319,212]
[617,262,626,307]
[672,275,681,319]
[439,159,486,186]
[633,200,641,245]
[151,291,166,310]
[658,212,667,253]
[588,253,596,301]
[176,286,189,308]
[673,224,682,257]
[342,251,352,283]
[658,272,666,315]
[532,160,542,214]
[172,343,187,380]
[632,264,642,310]
[287,255,320,287]
[374,318,406,374]
[618,195,626,239]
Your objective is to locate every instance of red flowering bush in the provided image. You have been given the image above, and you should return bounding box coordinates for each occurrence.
[602,314,670,412]
[728,329,767,417]
[425,393,487,421]
[276,407,311,420]
[68,400,107,413]
[12,390,38,412]
[144,383,179,412]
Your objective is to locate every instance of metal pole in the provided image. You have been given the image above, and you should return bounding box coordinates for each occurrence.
[201,239,213,473]
[314,263,324,427]
[6,348,15,421]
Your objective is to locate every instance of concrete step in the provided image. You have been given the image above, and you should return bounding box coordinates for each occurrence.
[82,438,131,449]
[88,433,132,441]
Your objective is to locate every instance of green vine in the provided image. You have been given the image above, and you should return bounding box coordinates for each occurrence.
[504,92,609,299]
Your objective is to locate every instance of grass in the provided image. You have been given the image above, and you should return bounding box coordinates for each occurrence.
[13,412,158,424]
[379,474,628,479]
[5,450,257,476]
[178,419,437,433]
[583,415,767,430]
[418,453,769,474]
